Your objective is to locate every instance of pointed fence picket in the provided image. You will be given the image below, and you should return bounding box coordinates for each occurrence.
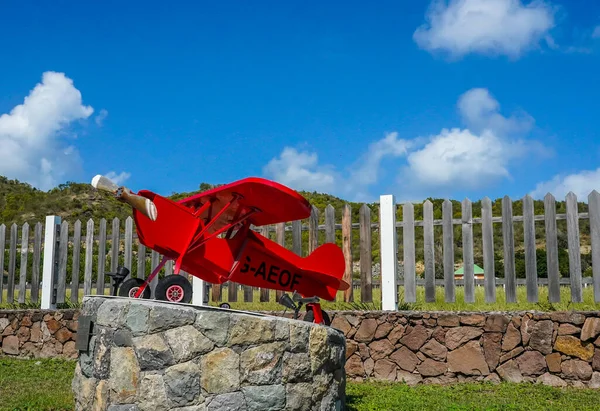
[545,193,561,302]
[96,219,107,295]
[481,197,495,303]
[567,192,583,302]
[442,200,455,303]
[70,220,81,304]
[342,204,353,302]
[7,224,17,303]
[18,222,29,304]
[2,191,600,309]
[523,195,538,302]
[403,202,415,303]
[423,201,435,303]
[462,199,474,304]
[359,204,372,303]
[590,191,600,303]
[0,224,5,304]
[31,222,42,303]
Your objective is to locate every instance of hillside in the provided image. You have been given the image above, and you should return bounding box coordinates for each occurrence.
[0,175,593,280]
[0,176,370,226]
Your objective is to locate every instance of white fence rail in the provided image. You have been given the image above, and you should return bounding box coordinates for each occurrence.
[1,190,599,310]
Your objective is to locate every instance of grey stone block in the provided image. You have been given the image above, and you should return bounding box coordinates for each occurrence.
[207,392,247,411]
[148,305,196,333]
[241,385,286,411]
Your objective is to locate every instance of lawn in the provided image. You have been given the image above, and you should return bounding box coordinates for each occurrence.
[2,358,600,411]
[2,284,600,311]
[0,358,75,411]
[347,380,600,410]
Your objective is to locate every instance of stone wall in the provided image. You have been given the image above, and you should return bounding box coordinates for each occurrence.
[328,310,600,388]
[3,306,600,389]
[0,309,79,359]
[71,297,346,411]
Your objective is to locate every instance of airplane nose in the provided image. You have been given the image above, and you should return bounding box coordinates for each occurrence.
[91,174,158,221]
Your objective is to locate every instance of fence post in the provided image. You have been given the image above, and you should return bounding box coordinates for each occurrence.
[380,194,398,311]
[192,276,207,306]
[41,216,61,310]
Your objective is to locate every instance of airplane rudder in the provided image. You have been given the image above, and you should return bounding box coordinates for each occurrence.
[304,243,345,279]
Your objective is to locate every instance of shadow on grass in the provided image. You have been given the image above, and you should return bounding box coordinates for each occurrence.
[345,393,364,411]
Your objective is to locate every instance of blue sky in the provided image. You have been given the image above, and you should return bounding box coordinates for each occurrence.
[0,0,599,203]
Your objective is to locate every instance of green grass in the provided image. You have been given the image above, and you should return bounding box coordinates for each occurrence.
[1,358,600,410]
[2,284,600,312]
[347,380,600,410]
[0,358,75,411]
[190,285,600,313]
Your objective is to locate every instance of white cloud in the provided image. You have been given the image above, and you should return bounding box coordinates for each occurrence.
[530,168,600,200]
[413,0,556,59]
[593,26,600,39]
[95,109,108,126]
[262,147,339,193]
[0,71,93,190]
[401,87,546,197]
[457,88,534,135]
[350,132,412,186]
[105,171,131,186]
[264,88,546,201]
[263,132,412,200]
[407,128,509,187]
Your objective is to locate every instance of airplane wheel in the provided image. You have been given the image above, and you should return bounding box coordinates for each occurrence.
[303,309,331,326]
[156,275,193,303]
[118,278,151,299]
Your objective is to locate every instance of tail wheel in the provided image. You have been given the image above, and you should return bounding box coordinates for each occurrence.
[118,278,151,299]
[156,275,193,303]
[303,309,331,326]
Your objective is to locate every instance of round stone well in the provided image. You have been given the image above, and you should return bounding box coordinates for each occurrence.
[72,296,346,411]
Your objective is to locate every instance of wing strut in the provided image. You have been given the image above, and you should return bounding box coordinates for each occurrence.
[187,207,258,254]
[133,255,169,298]
[173,193,261,273]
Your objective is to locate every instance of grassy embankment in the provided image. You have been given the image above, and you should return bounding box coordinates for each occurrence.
[2,358,600,411]
[2,285,598,312]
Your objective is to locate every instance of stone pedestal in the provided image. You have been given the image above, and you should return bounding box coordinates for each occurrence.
[71,296,346,411]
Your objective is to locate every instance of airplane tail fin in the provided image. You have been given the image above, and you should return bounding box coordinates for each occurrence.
[302,243,345,280]
[300,243,349,299]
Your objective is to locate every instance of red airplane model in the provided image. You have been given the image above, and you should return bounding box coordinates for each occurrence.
[91,174,349,325]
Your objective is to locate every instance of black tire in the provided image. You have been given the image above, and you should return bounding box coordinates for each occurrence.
[220,303,231,309]
[303,309,331,326]
[155,275,193,303]
[118,278,151,299]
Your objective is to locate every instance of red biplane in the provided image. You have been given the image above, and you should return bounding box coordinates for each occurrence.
[91,175,349,324]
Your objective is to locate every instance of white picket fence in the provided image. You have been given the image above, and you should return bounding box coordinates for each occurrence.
[2,190,600,310]
[38,216,208,309]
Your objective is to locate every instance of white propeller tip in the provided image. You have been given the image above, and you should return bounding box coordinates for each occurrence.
[91,174,119,192]
[146,199,158,221]
[91,174,102,189]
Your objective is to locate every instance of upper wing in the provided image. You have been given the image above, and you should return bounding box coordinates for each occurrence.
[177,177,312,230]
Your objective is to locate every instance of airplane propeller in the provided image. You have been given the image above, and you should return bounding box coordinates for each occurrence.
[91,174,158,221]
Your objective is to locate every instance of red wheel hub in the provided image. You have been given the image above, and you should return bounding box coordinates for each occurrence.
[129,287,139,298]
[166,285,184,302]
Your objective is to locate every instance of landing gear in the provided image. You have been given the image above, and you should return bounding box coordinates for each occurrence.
[108,265,193,303]
[303,308,331,326]
[278,292,331,326]
[107,266,151,299]
[119,278,151,299]
[155,274,193,303]
[106,266,130,296]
